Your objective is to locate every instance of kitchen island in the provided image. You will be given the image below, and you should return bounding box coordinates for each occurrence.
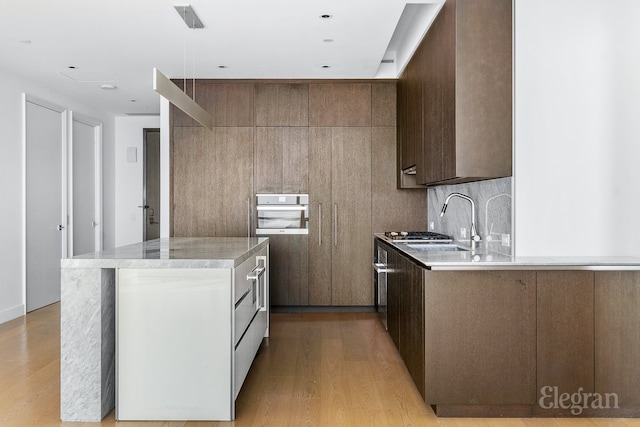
[374,235,640,418]
[60,237,269,422]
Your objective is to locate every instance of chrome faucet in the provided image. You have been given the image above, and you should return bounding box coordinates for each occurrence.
[440,192,481,251]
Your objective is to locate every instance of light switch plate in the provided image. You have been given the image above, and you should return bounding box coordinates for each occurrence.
[126,147,137,163]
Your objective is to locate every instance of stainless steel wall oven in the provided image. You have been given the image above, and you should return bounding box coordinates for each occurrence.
[255,194,309,235]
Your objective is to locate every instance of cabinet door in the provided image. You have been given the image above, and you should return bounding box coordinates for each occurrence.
[254,83,309,127]
[424,270,536,405]
[331,127,372,305]
[268,234,309,306]
[171,127,253,237]
[172,126,211,236]
[595,271,640,406]
[398,254,425,398]
[309,83,372,127]
[254,127,309,194]
[386,245,401,349]
[213,128,254,237]
[537,271,594,413]
[308,127,332,305]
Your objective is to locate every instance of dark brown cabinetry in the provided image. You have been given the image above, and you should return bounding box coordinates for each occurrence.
[595,271,640,408]
[379,247,640,417]
[254,127,308,194]
[397,0,512,186]
[536,271,594,415]
[385,243,426,398]
[309,126,372,306]
[172,81,425,307]
[171,127,253,237]
[424,270,537,410]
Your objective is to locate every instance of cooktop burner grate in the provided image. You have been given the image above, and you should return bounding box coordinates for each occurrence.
[384,231,452,241]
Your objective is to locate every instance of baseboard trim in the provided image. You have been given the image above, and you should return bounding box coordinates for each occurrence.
[271,305,376,313]
[0,303,26,325]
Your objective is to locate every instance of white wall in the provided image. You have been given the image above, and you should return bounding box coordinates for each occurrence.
[114,116,160,246]
[0,69,116,324]
[514,0,640,256]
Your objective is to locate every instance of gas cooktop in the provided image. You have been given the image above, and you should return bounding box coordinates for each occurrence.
[383,231,452,243]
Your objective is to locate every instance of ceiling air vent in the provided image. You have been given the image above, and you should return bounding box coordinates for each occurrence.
[381,59,395,64]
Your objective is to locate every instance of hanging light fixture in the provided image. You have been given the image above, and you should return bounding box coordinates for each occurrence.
[153,5,212,129]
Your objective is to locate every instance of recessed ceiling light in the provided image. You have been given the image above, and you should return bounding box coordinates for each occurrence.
[100,84,117,90]
[218,65,227,69]
[323,39,334,43]
[130,99,137,102]
[19,39,31,44]
[68,66,77,69]
[321,65,331,69]
[320,14,332,19]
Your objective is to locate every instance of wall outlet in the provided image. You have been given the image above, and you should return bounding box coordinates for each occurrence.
[460,227,467,238]
[501,233,511,247]
[429,221,435,231]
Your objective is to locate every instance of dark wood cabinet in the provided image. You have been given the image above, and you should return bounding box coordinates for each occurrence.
[383,242,426,398]
[535,271,595,415]
[254,127,308,194]
[172,82,254,127]
[377,242,640,417]
[398,0,512,185]
[595,271,640,408]
[391,246,426,397]
[268,234,309,306]
[308,127,372,306]
[424,270,536,408]
[371,126,427,233]
[254,83,309,127]
[309,83,372,127]
[171,127,253,237]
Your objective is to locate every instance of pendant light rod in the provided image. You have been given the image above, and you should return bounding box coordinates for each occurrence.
[153,68,212,129]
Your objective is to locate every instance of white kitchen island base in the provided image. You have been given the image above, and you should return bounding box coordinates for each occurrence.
[117,269,234,420]
[60,237,269,422]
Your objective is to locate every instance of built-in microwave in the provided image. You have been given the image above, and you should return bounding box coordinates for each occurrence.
[255,194,309,235]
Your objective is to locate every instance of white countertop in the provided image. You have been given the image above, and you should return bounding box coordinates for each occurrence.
[375,234,640,270]
[61,237,269,269]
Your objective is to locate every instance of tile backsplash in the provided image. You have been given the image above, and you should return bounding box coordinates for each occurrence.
[427,177,513,256]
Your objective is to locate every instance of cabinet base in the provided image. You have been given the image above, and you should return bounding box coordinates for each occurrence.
[431,404,640,418]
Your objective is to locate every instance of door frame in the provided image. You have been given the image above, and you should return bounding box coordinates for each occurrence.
[22,95,103,311]
[142,128,160,241]
[23,94,69,310]
[69,112,103,253]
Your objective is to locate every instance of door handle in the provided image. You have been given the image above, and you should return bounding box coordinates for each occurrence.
[318,203,322,246]
[57,225,64,231]
[91,221,98,228]
[333,203,338,246]
[138,205,149,209]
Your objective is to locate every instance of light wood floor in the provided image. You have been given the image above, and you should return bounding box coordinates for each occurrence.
[2,304,640,426]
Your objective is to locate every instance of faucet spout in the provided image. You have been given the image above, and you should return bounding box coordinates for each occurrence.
[440,192,481,250]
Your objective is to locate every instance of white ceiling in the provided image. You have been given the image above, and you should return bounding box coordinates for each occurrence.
[0,0,442,116]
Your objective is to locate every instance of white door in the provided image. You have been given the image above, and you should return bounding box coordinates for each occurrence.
[25,98,66,312]
[71,115,102,255]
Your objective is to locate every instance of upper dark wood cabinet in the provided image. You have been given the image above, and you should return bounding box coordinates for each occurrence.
[398,0,512,186]
[371,82,396,127]
[254,127,309,194]
[254,83,309,127]
[309,83,372,127]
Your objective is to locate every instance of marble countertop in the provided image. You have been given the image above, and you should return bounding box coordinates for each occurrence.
[375,234,640,270]
[61,237,269,269]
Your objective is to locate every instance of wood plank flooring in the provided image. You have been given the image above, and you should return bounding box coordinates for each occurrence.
[2,303,640,426]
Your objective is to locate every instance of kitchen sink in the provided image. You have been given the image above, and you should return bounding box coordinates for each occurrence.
[406,243,469,252]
